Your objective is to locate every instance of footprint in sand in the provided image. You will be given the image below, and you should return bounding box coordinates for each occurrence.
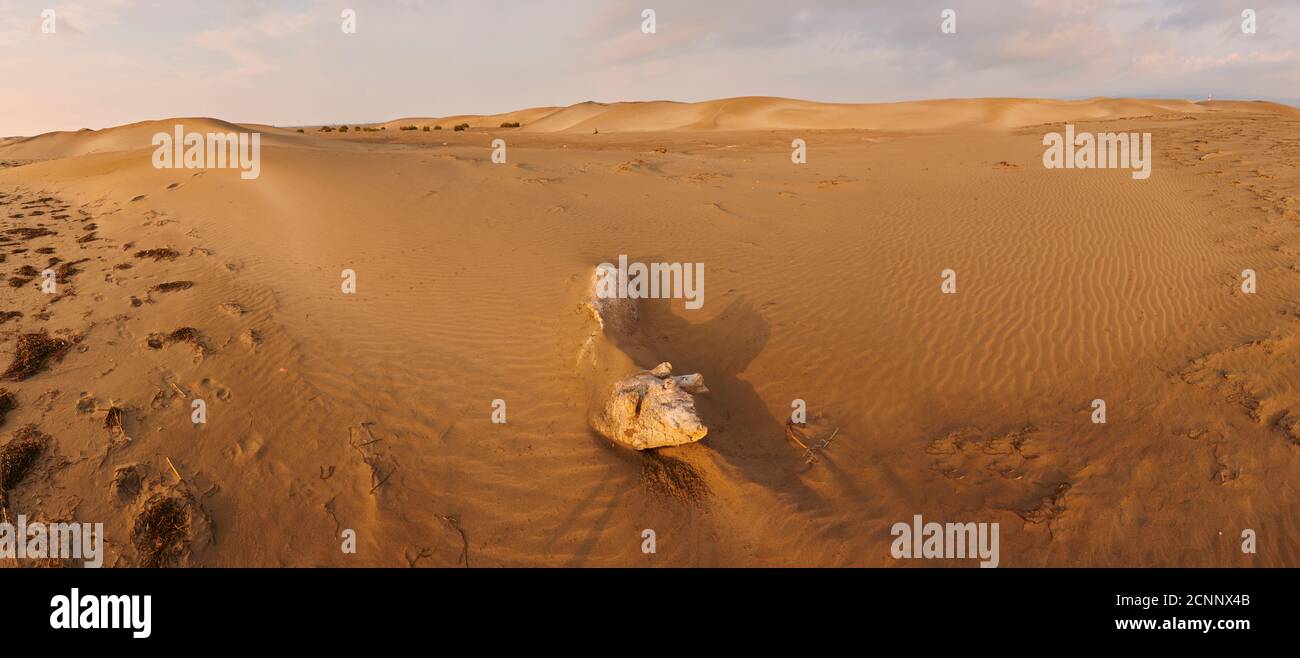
[150,280,194,293]
[199,378,232,401]
[925,424,1041,483]
[238,328,262,350]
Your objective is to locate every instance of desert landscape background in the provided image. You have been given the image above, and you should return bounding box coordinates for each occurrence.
[2,95,1300,566]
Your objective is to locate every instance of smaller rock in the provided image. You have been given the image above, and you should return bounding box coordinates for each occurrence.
[585,264,637,335]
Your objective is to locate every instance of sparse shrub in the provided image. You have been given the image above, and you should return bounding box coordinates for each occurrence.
[3,331,72,381]
[296,128,305,133]
[454,123,469,132]
[134,248,180,261]
[434,125,442,130]
[422,126,430,132]
[500,122,521,128]
[339,125,349,133]
[399,125,418,131]
[319,126,334,132]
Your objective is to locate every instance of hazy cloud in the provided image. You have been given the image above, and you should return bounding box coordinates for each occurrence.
[1,0,1297,135]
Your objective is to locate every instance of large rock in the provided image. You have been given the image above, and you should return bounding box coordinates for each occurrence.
[590,362,709,450]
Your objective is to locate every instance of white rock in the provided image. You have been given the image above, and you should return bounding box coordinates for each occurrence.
[584,263,637,336]
[590,362,709,450]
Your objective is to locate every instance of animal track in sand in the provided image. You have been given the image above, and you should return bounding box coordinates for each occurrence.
[1210,446,1240,485]
[815,175,859,188]
[224,431,267,464]
[926,424,1042,483]
[1014,482,1072,530]
[150,280,194,293]
[111,464,145,504]
[199,378,232,401]
[146,328,212,363]
[238,328,262,350]
[348,423,399,495]
[1178,338,1277,425]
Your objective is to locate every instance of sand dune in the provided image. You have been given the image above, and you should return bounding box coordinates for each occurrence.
[2,97,1299,567]
[0,118,331,161]
[359,96,1241,135]
[378,106,563,131]
[518,96,1221,133]
[378,96,1287,135]
[8,97,1297,158]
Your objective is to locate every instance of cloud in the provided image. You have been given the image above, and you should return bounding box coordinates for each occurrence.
[2,0,1298,136]
[191,4,324,79]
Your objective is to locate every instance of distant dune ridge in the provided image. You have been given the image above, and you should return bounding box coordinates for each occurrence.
[388,96,1299,134]
[5,97,1299,154]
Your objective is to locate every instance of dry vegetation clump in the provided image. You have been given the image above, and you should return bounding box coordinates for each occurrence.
[0,388,15,426]
[150,280,194,293]
[132,494,192,568]
[6,227,56,240]
[0,425,50,518]
[103,405,126,436]
[55,258,88,280]
[133,248,180,261]
[2,331,72,381]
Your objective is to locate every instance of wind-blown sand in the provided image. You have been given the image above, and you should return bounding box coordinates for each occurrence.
[2,96,1299,566]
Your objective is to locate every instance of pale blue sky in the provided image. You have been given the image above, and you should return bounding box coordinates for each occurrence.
[2,0,1297,135]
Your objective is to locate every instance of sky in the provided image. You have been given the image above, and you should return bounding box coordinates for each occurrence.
[1,0,1297,135]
